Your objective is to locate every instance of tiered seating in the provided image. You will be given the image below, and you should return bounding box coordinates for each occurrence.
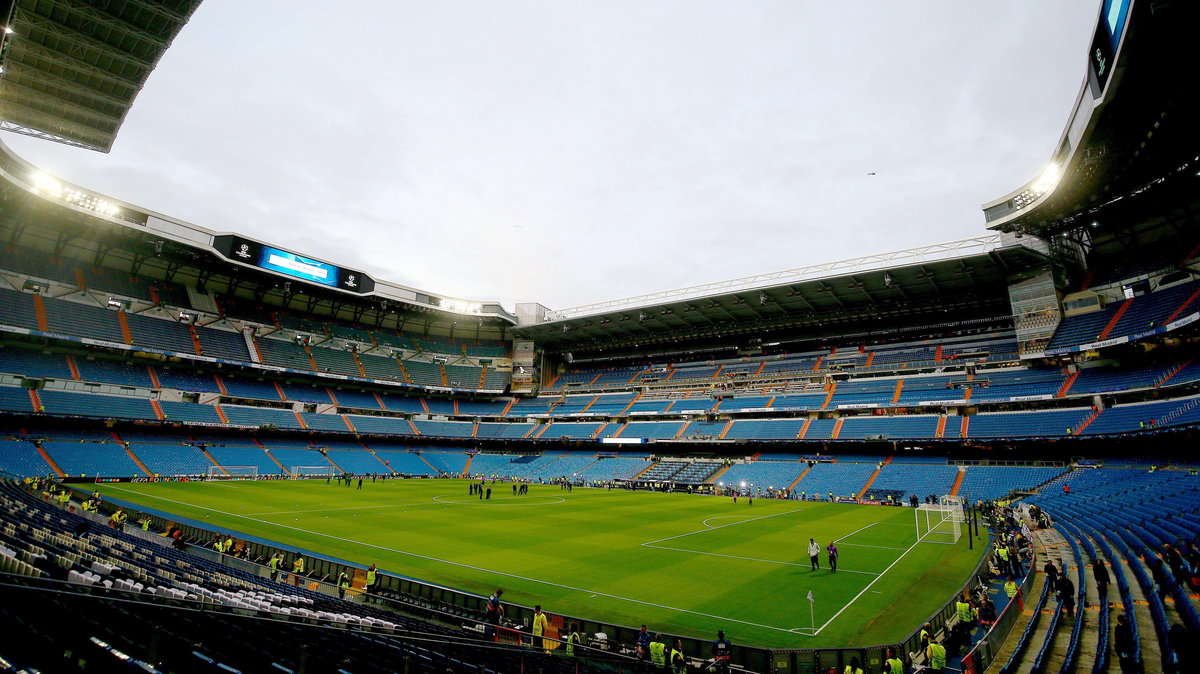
[124,312,198,353]
[954,465,1067,502]
[41,441,142,477]
[971,369,1064,402]
[838,415,940,439]
[867,463,958,499]
[540,422,603,439]
[476,421,534,438]
[456,399,508,416]
[1050,278,1200,350]
[256,338,315,370]
[221,377,284,400]
[967,408,1093,437]
[793,462,876,498]
[153,367,222,392]
[673,462,719,483]
[37,390,157,420]
[342,415,415,435]
[378,394,425,413]
[724,419,806,439]
[372,450,438,475]
[221,405,304,429]
[412,420,475,438]
[639,460,687,481]
[0,439,55,475]
[403,360,443,387]
[0,349,72,379]
[576,456,649,481]
[42,299,125,343]
[299,412,349,432]
[205,445,285,474]
[130,443,215,476]
[279,383,333,404]
[417,449,470,475]
[358,352,407,380]
[443,364,481,388]
[158,400,222,424]
[716,461,805,489]
[310,346,362,377]
[193,326,250,360]
[331,389,383,409]
[618,421,685,439]
[72,358,153,387]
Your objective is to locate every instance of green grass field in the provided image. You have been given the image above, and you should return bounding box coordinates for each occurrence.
[95,479,982,648]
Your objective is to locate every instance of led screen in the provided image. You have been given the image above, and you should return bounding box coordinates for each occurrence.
[258,247,340,287]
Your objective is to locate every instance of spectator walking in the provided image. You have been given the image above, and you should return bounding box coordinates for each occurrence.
[808,538,821,570]
[1093,559,1110,597]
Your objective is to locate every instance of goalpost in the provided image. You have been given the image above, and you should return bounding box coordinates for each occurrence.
[208,466,258,481]
[289,466,335,479]
[916,496,965,545]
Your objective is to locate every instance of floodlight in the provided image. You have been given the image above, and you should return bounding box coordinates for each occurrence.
[30,171,61,195]
[1030,164,1061,194]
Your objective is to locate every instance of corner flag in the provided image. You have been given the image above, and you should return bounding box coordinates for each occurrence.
[807,590,814,603]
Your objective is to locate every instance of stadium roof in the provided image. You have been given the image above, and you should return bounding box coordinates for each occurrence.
[983,0,1200,238]
[514,236,1051,353]
[0,0,203,152]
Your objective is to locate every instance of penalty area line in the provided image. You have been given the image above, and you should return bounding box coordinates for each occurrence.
[101,485,804,636]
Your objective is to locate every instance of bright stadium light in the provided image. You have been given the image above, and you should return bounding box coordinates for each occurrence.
[1030,163,1061,194]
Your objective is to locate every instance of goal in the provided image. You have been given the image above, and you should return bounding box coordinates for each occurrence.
[290,466,335,479]
[916,499,964,545]
[208,466,257,481]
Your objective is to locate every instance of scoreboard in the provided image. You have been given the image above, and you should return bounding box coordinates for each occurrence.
[213,235,374,294]
[1089,0,1132,97]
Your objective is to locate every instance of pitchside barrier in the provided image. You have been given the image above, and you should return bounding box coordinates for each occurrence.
[77,484,1018,674]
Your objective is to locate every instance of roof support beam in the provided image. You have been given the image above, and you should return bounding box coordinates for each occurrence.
[15,9,154,70]
[8,40,142,91]
[0,120,101,150]
[1,78,124,124]
[2,57,132,108]
[37,0,173,49]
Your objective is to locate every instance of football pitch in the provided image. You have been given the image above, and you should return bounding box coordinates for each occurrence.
[95,479,983,648]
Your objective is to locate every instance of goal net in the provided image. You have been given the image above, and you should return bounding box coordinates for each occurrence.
[916,500,963,545]
[208,466,257,481]
[290,466,335,479]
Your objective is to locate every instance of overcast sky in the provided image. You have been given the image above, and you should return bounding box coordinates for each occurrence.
[7,1,1100,312]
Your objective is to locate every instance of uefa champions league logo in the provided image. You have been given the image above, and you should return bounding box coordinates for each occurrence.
[345,275,357,288]
[235,244,251,259]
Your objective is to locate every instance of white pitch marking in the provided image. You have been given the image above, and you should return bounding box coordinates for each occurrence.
[834,521,880,543]
[645,544,880,576]
[810,534,925,635]
[643,508,806,546]
[838,542,910,551]
[102,486,805,635]
[701,515,756,529]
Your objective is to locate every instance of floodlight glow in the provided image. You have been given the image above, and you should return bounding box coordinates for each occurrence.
[1030,164,1061,195]
[4,27,12,34]
[31,171,61,195]
[440,298,483,314]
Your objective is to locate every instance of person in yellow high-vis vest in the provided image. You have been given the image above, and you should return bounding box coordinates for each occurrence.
[926,637,947,674]
[531,605,550,653]
[649,634,667,669]
[291,556,305,586]
[565,623,582,657]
